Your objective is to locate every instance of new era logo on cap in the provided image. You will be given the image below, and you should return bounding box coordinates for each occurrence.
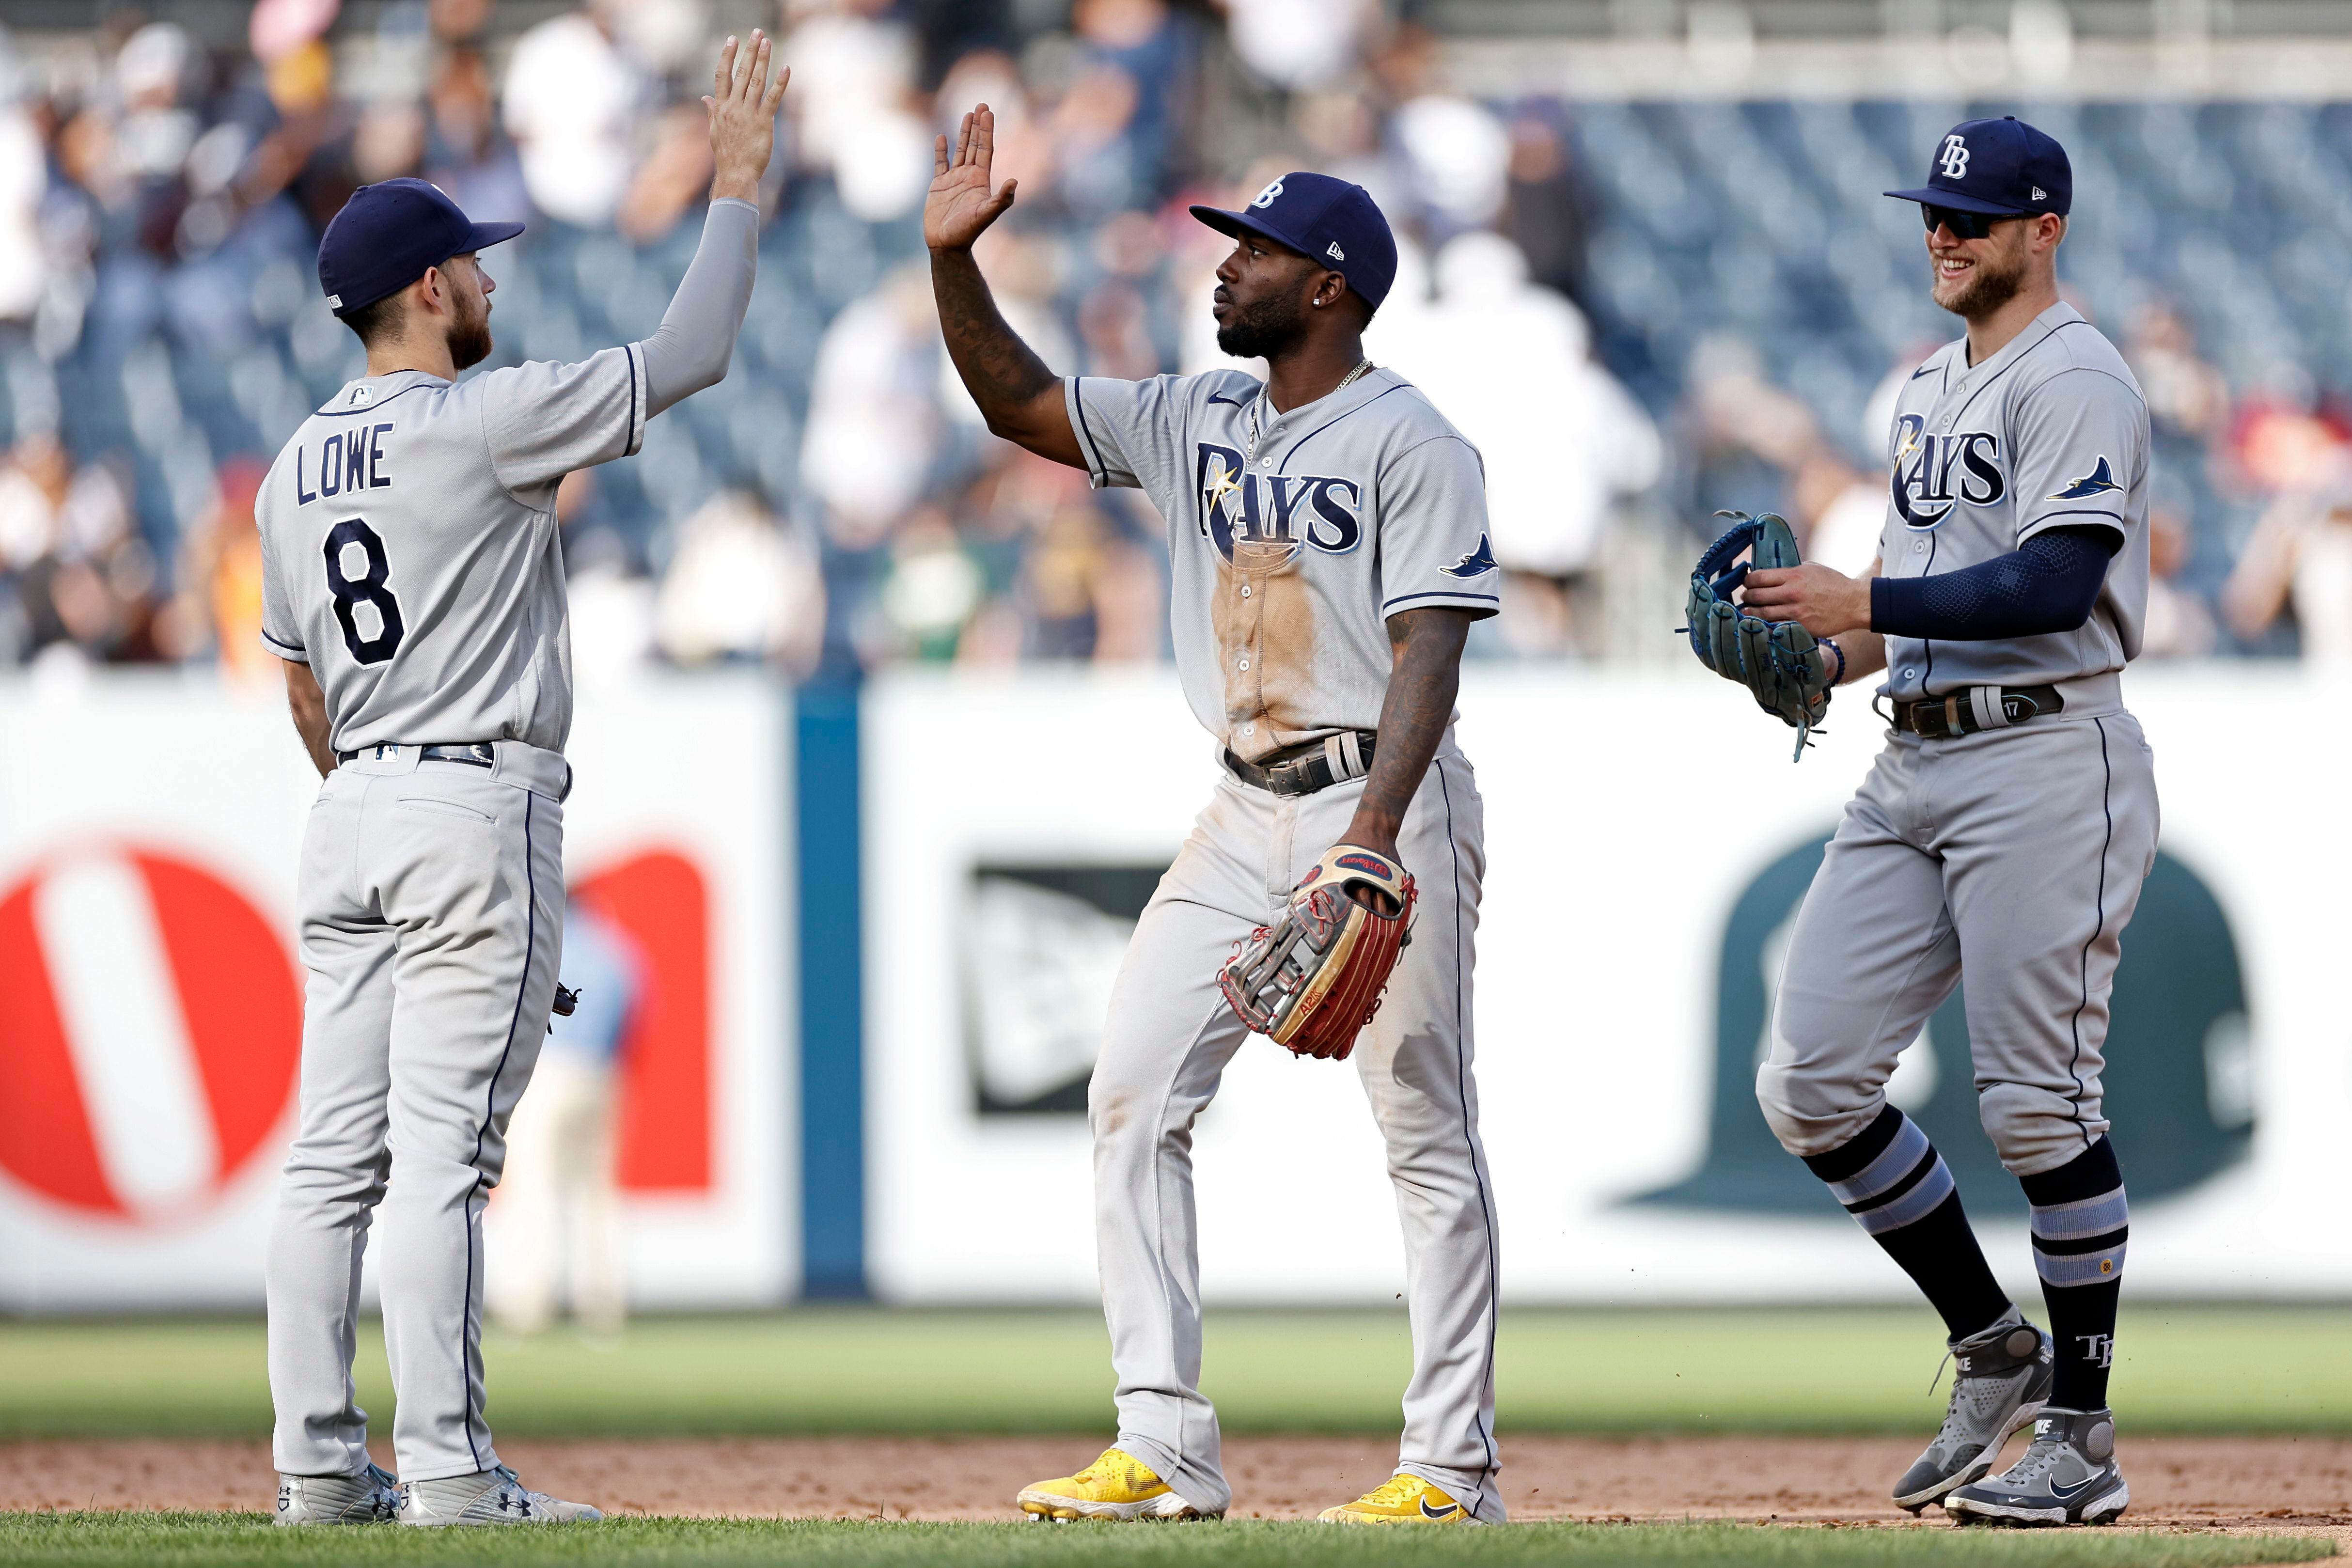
[1327,241,1344,260]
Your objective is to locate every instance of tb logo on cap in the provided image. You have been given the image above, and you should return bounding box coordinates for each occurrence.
[1938,135,1971,180]
[1251,179,1284,208]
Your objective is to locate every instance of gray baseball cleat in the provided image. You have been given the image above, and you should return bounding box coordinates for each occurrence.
[1944,1406,2130,1526]
[396,1465,604,1526]
[275,1461,399,1525]
[1892,1311,2053,1512]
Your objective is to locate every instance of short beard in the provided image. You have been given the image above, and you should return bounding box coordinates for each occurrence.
[1932,243,2026,319]
[448,288,493,371]
[1215,290,1308,361]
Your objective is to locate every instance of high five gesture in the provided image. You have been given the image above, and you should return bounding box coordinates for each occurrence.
[705,29,790,204]
[925,105,1019,252]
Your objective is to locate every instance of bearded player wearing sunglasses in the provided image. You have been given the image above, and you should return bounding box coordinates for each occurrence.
[1731,115,2157,1528]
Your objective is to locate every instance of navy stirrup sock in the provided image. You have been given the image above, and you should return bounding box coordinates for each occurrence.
[1802,1104,2012,1340]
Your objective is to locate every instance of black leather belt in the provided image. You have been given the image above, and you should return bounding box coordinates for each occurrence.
[1223,731,1377,797]
[336,742,496,768]
[1890,686,2063,739]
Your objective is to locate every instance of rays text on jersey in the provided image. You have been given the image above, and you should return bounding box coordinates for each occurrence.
[1890,413,2004,530]
[1194,441,1362,566]
[294,423,396,505]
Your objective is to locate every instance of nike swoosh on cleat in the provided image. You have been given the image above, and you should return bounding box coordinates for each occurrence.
[2049,1475,2101,1501]
[1419,1500,1460,1519]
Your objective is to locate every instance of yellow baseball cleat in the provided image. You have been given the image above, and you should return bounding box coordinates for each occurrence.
[1318,1474,1477,1524]
[1015,1448,1210,1521]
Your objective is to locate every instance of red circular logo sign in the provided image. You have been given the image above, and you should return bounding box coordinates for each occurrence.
[0,846,302,1222]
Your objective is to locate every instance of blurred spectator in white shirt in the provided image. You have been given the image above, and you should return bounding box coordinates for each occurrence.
[655,487,824,675]
[804,262,950,545]
[1217,0,1381,92]
[1394,95,1509,232]
[786,0,930,222]
[1390,234,1659,653]
[2223,456,2352,668]
[1391,233,1656,656]
[0,432,67,572]
[1797,453,1888,579]
[0,29,44,324]
[503,1,649,228]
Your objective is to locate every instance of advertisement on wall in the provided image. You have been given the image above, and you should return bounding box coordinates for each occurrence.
[863,664,2345,1305]
[0,672,795,1313]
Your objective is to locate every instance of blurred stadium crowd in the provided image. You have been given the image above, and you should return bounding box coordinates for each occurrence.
[0,0,2345,683]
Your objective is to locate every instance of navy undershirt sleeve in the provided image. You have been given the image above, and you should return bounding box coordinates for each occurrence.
[1870,525,2120,641]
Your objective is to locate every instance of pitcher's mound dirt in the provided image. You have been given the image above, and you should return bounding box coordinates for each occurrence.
[6,1435,2348,1539]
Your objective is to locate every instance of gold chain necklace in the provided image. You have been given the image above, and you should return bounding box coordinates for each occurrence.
[1247,359,1375,462]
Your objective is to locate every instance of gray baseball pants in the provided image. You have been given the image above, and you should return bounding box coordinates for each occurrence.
[1089,746,1504,1520]
[1758,706,2159,1176]
[267,743,568,1482]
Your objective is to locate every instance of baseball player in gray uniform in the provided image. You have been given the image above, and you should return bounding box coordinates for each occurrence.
[925,110,1505,1525]
[1741,117,2152,1526]
[258,35,786,1527]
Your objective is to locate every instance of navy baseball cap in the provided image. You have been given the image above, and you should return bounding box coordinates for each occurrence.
[317,178,524,317]
[1885,116,2071,218]
[1190,172,1399,313]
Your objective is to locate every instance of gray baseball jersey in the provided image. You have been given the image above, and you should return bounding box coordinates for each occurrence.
[1065,367,1497,763]
[265,198,756,1490]
[1878,301,2151,703]
[1057,363,1506,1518]
[257,350,649,753]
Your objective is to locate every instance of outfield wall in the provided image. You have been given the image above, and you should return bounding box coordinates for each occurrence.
[0,666,2340,1310]
[0,672,796,1313]
[861,664,2343,1305]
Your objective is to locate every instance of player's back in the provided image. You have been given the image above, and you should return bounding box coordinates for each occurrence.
[257,347,648,755]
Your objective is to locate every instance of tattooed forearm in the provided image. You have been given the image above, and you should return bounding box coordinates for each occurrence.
[1343,608,1472,860]
[930,248,1081,463]
[932,248,1053,408]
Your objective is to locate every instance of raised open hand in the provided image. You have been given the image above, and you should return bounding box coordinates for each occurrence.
[925,106,1017,252]
[704,29,790,204]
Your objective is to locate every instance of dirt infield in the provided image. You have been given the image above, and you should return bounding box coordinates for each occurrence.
[6,1435,2349,1537]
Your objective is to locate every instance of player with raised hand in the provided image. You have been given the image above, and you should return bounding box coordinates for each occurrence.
[1732,118,2154,1526]
[258,32,786,1528]
[929,107,1507,1526]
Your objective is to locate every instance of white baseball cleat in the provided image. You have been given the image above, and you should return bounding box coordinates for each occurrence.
[275,1461,399,1525]
[395,1464,604,1526]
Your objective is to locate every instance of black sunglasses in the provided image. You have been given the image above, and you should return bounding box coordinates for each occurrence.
[1922,203,2025,240]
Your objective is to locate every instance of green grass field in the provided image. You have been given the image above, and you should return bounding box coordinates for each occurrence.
[1,1304,2346,1439]
[0,1516,2334,1568]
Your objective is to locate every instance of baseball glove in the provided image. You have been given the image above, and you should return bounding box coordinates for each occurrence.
[1685,510,1836,760]
[1219,844,1416,1062]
